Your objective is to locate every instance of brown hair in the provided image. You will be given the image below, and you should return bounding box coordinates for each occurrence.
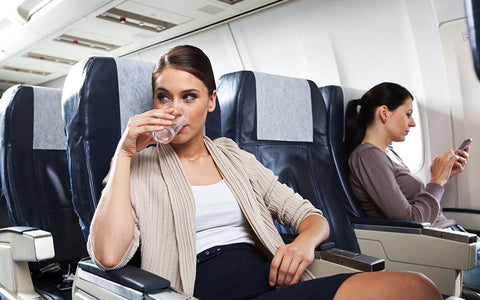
[345,82,414,156]
[152,45,216,95]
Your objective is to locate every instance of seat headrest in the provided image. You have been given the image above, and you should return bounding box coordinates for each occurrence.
[320,85,365,142]
[0,85,64,150]
[208,70,325,144]
[254,72,313,142]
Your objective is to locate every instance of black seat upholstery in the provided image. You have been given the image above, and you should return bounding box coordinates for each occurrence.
[62,57,154,241]
[321,85,366,217]
[0,85,87,299]
[206,71,360,252]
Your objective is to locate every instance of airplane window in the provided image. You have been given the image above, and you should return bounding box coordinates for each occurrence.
[391,99,424,174]
[465,0,480,80]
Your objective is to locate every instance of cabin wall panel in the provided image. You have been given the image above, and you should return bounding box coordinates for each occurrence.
[440,19,480,209]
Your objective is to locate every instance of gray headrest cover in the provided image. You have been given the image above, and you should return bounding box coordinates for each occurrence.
[254,72,313,142]
[33,87,65,150]
[115,58,155,133]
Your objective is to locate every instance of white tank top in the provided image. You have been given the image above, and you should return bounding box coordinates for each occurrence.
[191,180,255,254]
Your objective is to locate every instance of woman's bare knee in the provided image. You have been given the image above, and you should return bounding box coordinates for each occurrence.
[334,271,442,300]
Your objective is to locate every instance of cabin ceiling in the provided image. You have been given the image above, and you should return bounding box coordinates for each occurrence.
[0,0,286,94]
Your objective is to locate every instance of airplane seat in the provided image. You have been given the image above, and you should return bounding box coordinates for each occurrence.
[321,84,478,297]
[62,56,194,299]
[204,71,392,277]
[62,59,385,299]
[319,85,366,218]
[0,85,87,299]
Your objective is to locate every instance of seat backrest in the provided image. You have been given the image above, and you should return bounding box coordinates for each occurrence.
[0,85,87,265]
[62,57,154,240]
[321,85,366,218]
[206,71,359,252]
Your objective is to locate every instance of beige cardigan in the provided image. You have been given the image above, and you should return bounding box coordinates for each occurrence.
[88,137,323,295]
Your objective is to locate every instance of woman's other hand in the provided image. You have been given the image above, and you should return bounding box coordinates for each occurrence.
[451,145,470,177]
[268,215,328,288]
[119,107,175,158]
[430,149,457,186]
[268,238,315,288]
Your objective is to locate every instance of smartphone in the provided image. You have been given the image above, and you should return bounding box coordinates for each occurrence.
[457,138,472,151]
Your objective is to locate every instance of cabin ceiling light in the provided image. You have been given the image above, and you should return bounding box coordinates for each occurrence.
[54,34,119,51]
[216,0,246,4]
[24,52,77,65]
[2,65,50,76]
[17,0,53,22]
[97,8,176,32]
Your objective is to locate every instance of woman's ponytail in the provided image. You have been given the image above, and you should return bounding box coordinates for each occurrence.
[345,98,366,156]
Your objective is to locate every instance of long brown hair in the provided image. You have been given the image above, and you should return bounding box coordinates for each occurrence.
[345,82,414,156]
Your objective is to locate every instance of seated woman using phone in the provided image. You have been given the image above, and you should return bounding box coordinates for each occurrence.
[345,82,480,292]
[87,46,442,300]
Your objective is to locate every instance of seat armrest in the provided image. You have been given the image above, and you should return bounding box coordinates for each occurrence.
[422,228,477,243]
[315,248,385,272]
[0,226,54,261]
[352,217,432,234]
[352,217,430,229]
[78,259,170,293]
[352,217,477,243]
[442,208,480,214]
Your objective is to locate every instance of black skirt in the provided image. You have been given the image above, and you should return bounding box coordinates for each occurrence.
[194,243,355,300]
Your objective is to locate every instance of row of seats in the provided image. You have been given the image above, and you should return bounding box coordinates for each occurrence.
[0,57,477,299]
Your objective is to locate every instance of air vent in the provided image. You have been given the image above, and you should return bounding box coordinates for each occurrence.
[2,65,50,76]
[0,79,23,85]
[216,0,246,4]
[97,8,176,32]
[198,5,225,15]
[54,34,119,51]
[24,52,77,65]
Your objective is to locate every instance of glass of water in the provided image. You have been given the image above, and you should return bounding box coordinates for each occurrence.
[152,101,189,144]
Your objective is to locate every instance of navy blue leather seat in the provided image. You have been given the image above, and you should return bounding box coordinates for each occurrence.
[62,57,154,241]
[206,71,359,252]
[321,85,366,217]
[0,85,87,299]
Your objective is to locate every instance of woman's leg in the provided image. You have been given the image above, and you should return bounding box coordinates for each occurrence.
[334,271,442,300]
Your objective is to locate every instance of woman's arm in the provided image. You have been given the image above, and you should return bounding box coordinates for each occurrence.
[350,147,441,224]
[89,108,174,268]
[269,214,329,288]
[89,150,136,268]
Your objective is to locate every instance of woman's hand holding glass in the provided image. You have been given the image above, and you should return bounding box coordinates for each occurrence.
[118,107,175,158]
[152,101,189,144]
